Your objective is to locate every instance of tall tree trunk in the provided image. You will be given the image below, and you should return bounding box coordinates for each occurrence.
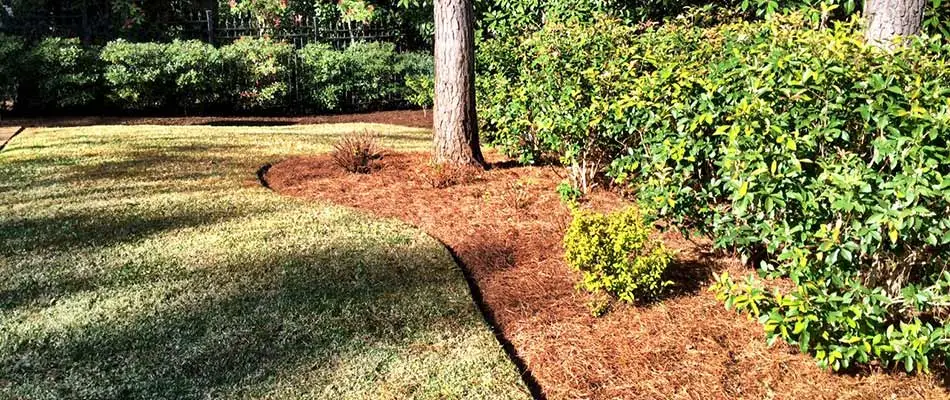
[433,0,484,166]
[864,0,926,48]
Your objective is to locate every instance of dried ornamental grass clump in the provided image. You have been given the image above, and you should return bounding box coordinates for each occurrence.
[331,130,385,173]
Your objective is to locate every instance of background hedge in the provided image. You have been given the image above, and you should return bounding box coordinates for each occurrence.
[0,35,432,115]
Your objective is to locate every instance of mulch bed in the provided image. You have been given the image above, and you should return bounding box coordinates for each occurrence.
[267,151,947,399]
[0,109,432,129]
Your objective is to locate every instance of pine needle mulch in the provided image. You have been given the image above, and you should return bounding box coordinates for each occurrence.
[266,151,948,400]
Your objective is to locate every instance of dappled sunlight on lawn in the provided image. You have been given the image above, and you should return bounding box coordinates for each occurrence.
[0,124,529,399]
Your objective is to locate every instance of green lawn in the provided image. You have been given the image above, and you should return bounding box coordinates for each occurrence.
[0,124,529,399]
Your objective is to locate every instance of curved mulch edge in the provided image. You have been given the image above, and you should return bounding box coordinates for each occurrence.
[256,158,545,399]
[258,152,950,400]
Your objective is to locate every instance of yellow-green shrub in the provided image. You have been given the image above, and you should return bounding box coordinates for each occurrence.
[564,207,673,303]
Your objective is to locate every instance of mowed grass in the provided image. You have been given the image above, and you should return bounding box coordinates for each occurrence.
[0,124,529,399]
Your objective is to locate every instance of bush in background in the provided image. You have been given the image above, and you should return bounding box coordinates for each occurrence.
[299,42,433,111]
[164,40,224,110]
[100,40,170,110]
[404,75,433,109]
[564,207,674,303]
[220,36,293,110]
[339,41,399,106]
[23,37,100,110]
[5,35,431,114]
[0,34,24,110]
[298,42,348,110]
[101,40,224,111]
[398,51,434,109]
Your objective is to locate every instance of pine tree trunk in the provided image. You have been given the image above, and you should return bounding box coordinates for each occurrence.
[864,0,926,48]
[432,0,484,166]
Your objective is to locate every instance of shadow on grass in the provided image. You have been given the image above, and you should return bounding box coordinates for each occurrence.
[1,232,486,398]
[0,207,249,255]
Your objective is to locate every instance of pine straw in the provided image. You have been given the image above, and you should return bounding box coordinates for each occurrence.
[266,151,949,400]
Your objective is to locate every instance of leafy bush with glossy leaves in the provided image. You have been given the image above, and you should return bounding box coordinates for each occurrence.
[404,75,433,109]
[298,43,348,110]
[102,40,223,111]
[564,207,674,303]
[25,37,100,110]
[299,42,430,110]
[396,51,434,107]
[220,36,293,110]
[483,12,950,371]
[101,40,168,109]
[164,40,225,109]
[477,17,643,191]
[339,41,400,106]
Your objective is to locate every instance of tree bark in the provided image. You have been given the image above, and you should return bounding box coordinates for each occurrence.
[864,0,926,48]
[433,0,484,166]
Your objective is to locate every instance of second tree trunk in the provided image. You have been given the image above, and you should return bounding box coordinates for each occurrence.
[864,0,926,47]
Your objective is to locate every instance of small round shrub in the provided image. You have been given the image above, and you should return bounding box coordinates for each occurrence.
[564,207,674,303]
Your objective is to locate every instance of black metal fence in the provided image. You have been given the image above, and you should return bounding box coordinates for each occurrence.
[0,8,409,50]
[1,6,427,114]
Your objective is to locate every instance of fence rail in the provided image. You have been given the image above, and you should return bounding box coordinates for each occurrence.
[0,7,422,114]
[0,8,408,50]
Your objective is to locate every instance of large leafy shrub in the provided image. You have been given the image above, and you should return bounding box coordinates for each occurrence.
[564,207,674,303]
[101,40,169,110]
[339,41,400,106]
[164,40,225,109]
[0,34,24,109]
[102,40,224,111]
[483,13,950,371]
[24,37,100,110]
[299,41,431,110]
[477,16,644,191]
[404,74,433,109]
[298,43,349,110]
[220,36,293,110]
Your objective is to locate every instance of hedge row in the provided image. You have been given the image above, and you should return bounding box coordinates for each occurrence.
[478,13,950,372]
[0,35,433,113]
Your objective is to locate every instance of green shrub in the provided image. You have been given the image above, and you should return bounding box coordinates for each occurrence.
[101,40,169,110]
[299,42,430,110]
[564,207,674,303]
[397,51,434,108]
[220,36,293,110]
[484,12,950,371]
[476,16,639,190]
[340,41,399,106]
[0,34,24,109]
[25,37,99,109]
[102,40,223,111]
[164,40,224,109]
[404,75,433,109]
[297,43,348,110]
